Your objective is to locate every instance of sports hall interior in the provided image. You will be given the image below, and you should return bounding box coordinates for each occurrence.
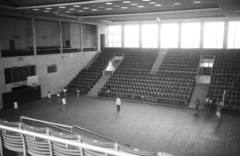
[0,0,240,156]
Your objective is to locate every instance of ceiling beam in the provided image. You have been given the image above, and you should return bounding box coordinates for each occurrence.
[75,8,222,19]
[16,0,123,9]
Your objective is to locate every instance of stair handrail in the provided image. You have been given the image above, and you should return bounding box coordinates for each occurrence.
[113,53,125,69]
[196,55,203,81]
[103,53,124,70]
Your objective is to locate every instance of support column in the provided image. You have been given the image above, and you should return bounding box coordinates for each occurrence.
[80,23,83,52]
[178,23,182,48]
[59,21,63,53]
[200,22,204,48]
[158,23,161,49]
[121,25,124,48]
[223,21,229,49]
[32,18,37,55]
[139,24,142,48]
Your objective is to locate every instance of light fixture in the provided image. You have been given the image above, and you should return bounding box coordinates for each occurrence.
[92,9,98,11]
[156,18,161,21]
[174,3,181,5]
[33,9,39,11]
[138,6,144,7]
[44,10,50,12]
[193,1,201,3]
[54,12,59,13]
[106,3,113,5]
[46,8,52,10]
[155,4,162,6]
[235,10,240,12]
[73,5,80,7]
[123,1,131,3]
[83,7,89,9]
[121,7,128,9]
[143,0,151,1]
[69,8,75,10]
[131,4,138,5]
[149,2,156,4]
[59,6,66,9]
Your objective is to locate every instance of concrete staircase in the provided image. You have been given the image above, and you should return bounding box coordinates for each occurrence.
[87,75,111,97]
[189,83,210,109]
[150,52,166,74]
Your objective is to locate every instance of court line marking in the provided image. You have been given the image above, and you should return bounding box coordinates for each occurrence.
[225,123,231,156]
[185,126,198,151]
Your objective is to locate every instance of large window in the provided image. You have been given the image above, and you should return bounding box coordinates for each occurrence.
[124,25,139,48]
[203,22,224,49]
[227,21,240,49]
[108,26,122,47]
[181,23,201,48]
[161,24,179,48]
[141,24,158,48]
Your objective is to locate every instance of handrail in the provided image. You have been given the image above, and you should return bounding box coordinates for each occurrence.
[196,55,202,81]
[113,53,125,69]
[73,125,114,142]
[20,116,73,132]
[45,123,76,134]
[103,53,124,70]
[0,124,138,156]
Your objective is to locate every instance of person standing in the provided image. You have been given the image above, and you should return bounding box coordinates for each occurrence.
[77,89,80,99]
[195,98,200,116]
[216,104,222,124]
[207,99,212,115]
[48,91,51,103]
[63,88,67,99]
[116,97,121,112]
[62,97,66,111]
[57,92,61,103]
[14,101,19,114]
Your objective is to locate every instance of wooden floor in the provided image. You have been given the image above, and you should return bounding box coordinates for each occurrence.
[1,94,240,156]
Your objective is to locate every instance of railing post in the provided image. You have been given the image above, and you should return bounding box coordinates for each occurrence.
[19,123,27,156]
[46,129,53,156]
[78,135,84,156]
[157,151,164,156]
[114,143,118,151]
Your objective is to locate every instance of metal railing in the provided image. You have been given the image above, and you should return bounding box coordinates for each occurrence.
[20,116,73,133]
[0,124,137,156]
[73,125,114,142]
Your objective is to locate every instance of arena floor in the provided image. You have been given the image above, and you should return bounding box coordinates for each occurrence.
[1,95,240,156]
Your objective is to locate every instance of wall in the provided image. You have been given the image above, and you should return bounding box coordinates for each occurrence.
[98,23,108,51]
[35,19,60,46]
[82,24,97,48]
[70,23,81,49]
[0,16,33,49]
[0,51,98,110]
[62,22,70,47]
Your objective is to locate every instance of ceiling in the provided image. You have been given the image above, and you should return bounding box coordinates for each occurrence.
[0,0,240,23]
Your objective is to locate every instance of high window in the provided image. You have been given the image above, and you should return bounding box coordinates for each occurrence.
[203,22,224,49]
[108,26,122,47]
[124,25,139,48]
[141,24,158,48]
[181,23,201,48]
[227,21,240,49]
[161,23,179,48]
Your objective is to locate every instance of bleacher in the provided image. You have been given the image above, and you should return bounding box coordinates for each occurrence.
[67,51,115,94]
[0,117,173,156]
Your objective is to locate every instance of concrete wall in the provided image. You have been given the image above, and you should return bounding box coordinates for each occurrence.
[0,52,98,110]
[98,23,108,51]
[35,19,60,46]
[70,23,81,49]
[62,22,70,47]
[82,24,97,48]
[0,16,33,49]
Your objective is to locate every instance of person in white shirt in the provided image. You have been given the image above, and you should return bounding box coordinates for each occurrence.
[14,101,19,114]
[62,97,66,111]
[48,91,51,103]
[116,97,121,112]
[57,92,60,103]
[63,88,67,99]
[77,89,80,99]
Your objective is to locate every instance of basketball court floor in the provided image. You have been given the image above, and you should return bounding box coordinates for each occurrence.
[0,95,240,156]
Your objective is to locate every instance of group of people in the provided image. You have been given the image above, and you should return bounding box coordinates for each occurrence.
[195,98,223,124]
[47,88,69,111]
